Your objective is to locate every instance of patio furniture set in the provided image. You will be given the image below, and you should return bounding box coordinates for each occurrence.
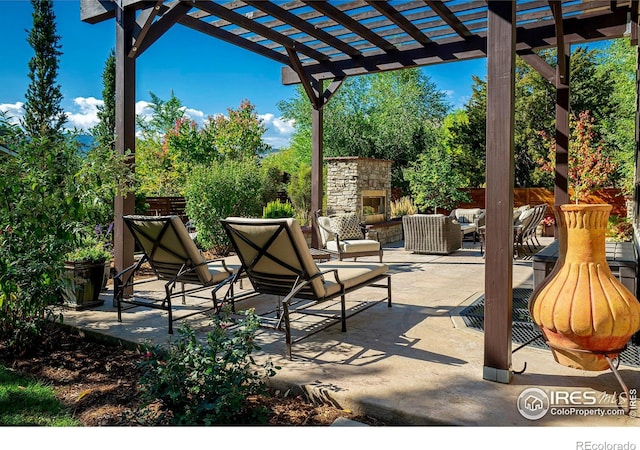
[111,205,547,355]
[113,214,391,358]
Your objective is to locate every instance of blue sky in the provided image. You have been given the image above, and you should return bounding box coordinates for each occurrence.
[0,0,487,149]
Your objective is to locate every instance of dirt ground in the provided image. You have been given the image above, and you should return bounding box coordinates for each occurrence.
[0,325,386,426]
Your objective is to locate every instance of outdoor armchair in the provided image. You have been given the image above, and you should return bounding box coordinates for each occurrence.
[448,208,485,243]
[313,210,383,262]
[114,215,245,334]
[403,214,462,255]
[221,217,392,358]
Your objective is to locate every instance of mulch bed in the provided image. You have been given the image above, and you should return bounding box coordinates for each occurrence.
[0,325,386,426]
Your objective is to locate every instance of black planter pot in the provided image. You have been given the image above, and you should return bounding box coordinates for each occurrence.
[61,260,106,310]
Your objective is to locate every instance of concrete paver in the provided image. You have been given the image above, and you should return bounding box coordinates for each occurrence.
[58,238,640,428]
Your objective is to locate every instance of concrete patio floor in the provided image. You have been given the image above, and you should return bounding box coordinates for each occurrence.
[57,237,640,429]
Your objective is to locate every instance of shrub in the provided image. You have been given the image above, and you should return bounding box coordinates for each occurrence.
[390,196,417,218]
[183,158,265,255]
[262,200,295,219]
[286,163,313,225]
[606,215,633,242]
[135,309,279,425]
[0,131,81,349]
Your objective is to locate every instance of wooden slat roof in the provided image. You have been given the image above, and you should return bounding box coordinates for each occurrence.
[81,0,634,85]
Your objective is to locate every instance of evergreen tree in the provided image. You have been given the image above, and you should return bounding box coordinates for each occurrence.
[92,49,116,150]
[22,0,66,138]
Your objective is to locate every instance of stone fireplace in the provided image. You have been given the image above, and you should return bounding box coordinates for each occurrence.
[325,157,392,224]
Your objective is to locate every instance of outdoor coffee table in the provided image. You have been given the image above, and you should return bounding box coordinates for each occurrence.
[309,247,332,262]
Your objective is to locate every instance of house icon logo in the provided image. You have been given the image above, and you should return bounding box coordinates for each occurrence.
[517,388,550,420]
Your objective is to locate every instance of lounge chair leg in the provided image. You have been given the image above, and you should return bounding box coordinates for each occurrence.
[341,293,347,332]
[165,284,174,334]
[284,303,292,359]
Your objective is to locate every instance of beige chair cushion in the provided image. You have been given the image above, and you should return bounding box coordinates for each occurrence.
[327,239,381,253]
[317,216,334,247]
[452,208,482,224]
[224,217,325,297]
[126,215,214,284]
[125,215,241,285]
[515,207,535,228]
[316,261,389,297]
[513,205,531,223]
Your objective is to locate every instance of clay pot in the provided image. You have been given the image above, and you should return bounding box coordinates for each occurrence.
[529,204,640,371]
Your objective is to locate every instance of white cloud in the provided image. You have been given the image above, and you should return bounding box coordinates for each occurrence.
[259,113,295,149]
[135,100,154,122]
[0,102,25,124]
[2,99,294,150]
[66,97,103,130]
[183,107,205,126]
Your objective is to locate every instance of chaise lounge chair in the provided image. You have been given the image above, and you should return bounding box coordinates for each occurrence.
[113,215,244,334]
[513,204,547,256]
[221,217,392,358]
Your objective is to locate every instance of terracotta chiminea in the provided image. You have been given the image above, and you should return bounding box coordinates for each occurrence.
[529,204,640,371]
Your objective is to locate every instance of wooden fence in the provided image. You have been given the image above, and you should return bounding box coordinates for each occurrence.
[143,188,629,225]
[144,197,189,223]
[451,188,628,218]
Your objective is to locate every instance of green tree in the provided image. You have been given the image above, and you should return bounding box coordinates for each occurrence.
[538,110,617,203]
[0,130,81,348]
[92,49,116,150]
[596,39,636,197]
[135,91,186,196]
[137,91,185,139]
[403,145,471,212]
[449,46,619,188]
[278,69,450,189]
[212,100,271,160]
[22,0,66,139]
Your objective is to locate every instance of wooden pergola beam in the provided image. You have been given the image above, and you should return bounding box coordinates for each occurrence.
[302,1,398,53]
[244,1,363,58]
[130,1,193,58]
[178,15,291,65]
[193,1,329,63]
[425,0,473,38]
[365,1,432,47]
[282,8,628,84]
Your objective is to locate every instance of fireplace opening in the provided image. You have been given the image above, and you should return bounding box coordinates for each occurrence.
[362,190,386,224]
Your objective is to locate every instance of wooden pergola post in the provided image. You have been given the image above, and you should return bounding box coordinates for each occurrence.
[483,0,516,383]
[311,94,323,249]
[113,4,136,288]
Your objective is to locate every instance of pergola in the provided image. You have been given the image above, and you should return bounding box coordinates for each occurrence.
[81,0,639,383]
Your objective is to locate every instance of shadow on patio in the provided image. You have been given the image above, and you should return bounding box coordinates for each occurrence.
[57,237,640,426]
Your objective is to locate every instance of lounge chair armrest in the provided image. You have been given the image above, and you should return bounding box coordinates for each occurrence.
[282,271,330,306]
[113,254,147,282]
[204,256,235,274]
[365,228,379,241]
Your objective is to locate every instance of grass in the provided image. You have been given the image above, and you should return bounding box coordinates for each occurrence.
[0,365,80,426]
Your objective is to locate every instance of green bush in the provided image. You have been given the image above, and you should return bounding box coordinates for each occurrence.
[606,215,633,242]
[0,131,81,349]
[262,200,295,219]
[286,163,313,225]
[183,158,265,255]
[135,309,279,425]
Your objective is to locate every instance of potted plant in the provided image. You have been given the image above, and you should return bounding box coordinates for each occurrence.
[541,215,555,237]
[61,231,112,310]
